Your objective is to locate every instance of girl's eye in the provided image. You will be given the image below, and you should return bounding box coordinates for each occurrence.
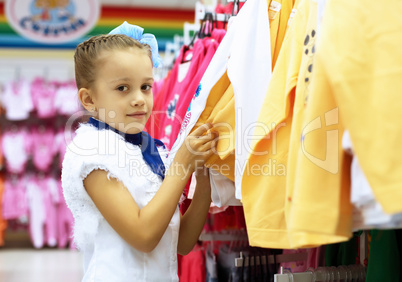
[117,86,128,92]
[141,84,152,91]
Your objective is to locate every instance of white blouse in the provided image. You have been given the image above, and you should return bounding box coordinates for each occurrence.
[61,123,180,282]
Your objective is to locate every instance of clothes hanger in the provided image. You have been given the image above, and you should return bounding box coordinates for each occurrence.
[181,11,215,64]
[232,0,240,16]
[199,12,214,39]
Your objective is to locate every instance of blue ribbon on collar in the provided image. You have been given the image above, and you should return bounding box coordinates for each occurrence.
[88,117,166,180]
[109,21,163,68]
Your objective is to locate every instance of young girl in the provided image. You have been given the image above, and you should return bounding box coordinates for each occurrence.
[62,22,218,281]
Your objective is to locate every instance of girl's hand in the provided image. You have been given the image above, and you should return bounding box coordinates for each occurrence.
[174,123,218,173]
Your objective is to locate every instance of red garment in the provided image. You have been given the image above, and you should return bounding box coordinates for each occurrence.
[155,39,207,149]
[147,49,184,139]
[169,32,224,149]
[224,2,246,15]
[233,206,247,230]
[178,247,206,282]
[149,30,226,149]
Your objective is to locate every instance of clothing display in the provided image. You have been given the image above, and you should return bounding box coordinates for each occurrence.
[287,0,402,250]
[30,126,56,172]
[31,78,58,118]
[343,131,402,231]
[241,0,323,249]
[0,75,77,249]
[1,80,33,121]
[1,127,30,174]
[169,0,272,206]
[1,77,81,121]
[2,176,29,221]
[53,80,82,116]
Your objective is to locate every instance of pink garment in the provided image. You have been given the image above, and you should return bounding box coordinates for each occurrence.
[156,34,223,149]
[26,175,60,248]
[54,128,75,169]
[279,249,309,273]
[2,176,28,220]
[223,2,246,14]
[210,28,226,44]
[147,43,190,141]
[169,32,223,148]
[30,126,56,172]
[54,81,81,116]
[279,247,325,273]
[56,179,74,249]
[1,128,30,174]
[152,79,166,101]
[31,78,57,118]
[26,175,46,249]
[1,80,33,120]
[41,176,59,247]
[306,246,325,269]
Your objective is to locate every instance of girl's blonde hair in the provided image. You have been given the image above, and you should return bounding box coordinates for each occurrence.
[74,34,152,89]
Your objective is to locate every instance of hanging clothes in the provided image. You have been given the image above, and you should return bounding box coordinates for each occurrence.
[54,80,81,116]
[169,0,272,208]
[31,78,57,118]
[268,0,295,69]
[1,127,31,174]
[30,125,56,172]
[366,230,401,282]
[288,0,402,247]
[148,30,224,149]
[168,30,225,149]
[2,175,29,221]
[343,131,402,231]
[241,0,344,249]
[1,79,33,121]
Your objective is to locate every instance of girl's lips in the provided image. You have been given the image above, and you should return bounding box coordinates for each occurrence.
[127,112,146,119]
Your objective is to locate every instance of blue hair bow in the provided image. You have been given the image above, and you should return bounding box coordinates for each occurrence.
[109,21,162,68]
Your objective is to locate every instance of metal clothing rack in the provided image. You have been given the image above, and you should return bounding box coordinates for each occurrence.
[199,231,248,242]
[274,264,367,282]
[235,251,308,268]
[199,231,309,268]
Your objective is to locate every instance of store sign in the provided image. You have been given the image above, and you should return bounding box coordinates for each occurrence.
[5,0,100,44]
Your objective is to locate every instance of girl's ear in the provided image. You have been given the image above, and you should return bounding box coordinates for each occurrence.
[78,88,96,112]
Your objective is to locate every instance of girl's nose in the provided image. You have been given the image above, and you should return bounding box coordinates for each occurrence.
[130,92,145,107]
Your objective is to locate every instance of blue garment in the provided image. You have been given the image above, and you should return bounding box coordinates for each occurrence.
[88,117,166,180]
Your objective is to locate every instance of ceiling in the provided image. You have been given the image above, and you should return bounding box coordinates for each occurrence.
[0,0,199,9]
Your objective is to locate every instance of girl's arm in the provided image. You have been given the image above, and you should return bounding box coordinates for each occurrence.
[84,123,217,253]
[177,167,211,255]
